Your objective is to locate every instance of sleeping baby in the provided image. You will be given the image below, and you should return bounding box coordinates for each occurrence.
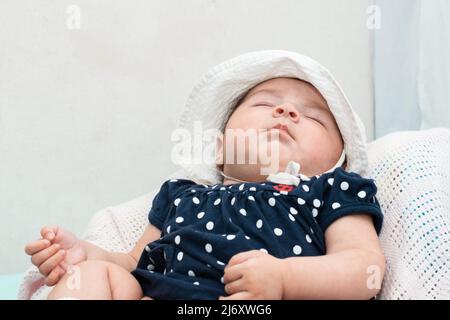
[24,51,385,300]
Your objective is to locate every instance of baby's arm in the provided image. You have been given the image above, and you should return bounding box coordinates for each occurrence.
[25,224,161,286]
[221,213,385,300]
[281,214,386,299]
[81,224,161,271]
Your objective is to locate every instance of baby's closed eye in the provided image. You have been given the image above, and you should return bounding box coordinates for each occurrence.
[252,101,275,107]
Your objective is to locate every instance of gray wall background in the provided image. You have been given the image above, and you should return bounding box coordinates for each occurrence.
[0,0,375,273]
[373,0,450,137]
[373,0,422,138]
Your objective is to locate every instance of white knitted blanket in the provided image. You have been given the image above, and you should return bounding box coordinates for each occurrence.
[18,128,450,300]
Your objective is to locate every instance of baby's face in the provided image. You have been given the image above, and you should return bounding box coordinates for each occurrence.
[221,77,344,181]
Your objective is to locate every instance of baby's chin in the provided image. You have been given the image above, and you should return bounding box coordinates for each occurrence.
[255,157,297,175]
[268,148,297,169]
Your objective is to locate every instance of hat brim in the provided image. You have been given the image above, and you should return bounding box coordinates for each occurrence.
[178,50,369,184]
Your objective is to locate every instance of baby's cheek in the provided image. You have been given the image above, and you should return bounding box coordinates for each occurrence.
[308,128,334,149]
[316,148,341,174]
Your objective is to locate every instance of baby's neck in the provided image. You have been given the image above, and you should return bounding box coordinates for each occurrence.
[222,177,240,186]
[220,171,268,186]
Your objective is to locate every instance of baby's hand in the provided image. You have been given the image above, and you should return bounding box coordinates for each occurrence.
[24,226,87,286]
[220,250,285,300]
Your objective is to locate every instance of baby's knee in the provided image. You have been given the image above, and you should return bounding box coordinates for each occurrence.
[75,260,142,299]
[74,260,114,273]
[54,260,109,286]
[48,260,138,300]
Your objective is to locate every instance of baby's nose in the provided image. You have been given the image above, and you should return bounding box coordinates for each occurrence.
[273,105,300,123]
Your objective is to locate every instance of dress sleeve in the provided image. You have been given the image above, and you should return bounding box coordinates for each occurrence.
[315,168,384,235]
[148,179,197,230]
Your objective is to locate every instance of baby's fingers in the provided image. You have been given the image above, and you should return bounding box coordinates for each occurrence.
[45,265,65,286]
[40,226,59,241]
[31,243,61,267]
[38,249,66,276]
[25,239,50,256]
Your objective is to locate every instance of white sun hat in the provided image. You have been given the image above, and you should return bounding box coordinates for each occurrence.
[177,50,369,185]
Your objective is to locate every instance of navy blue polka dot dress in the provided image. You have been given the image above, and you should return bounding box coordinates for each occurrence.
[131,167,383,300]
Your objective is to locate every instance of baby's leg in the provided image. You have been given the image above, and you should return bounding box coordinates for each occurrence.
[47,260,143,300]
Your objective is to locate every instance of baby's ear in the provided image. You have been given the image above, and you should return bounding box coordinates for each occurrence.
[215,135,224,166]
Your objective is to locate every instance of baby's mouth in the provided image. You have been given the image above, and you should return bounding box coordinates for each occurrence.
[270,124,294,141]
